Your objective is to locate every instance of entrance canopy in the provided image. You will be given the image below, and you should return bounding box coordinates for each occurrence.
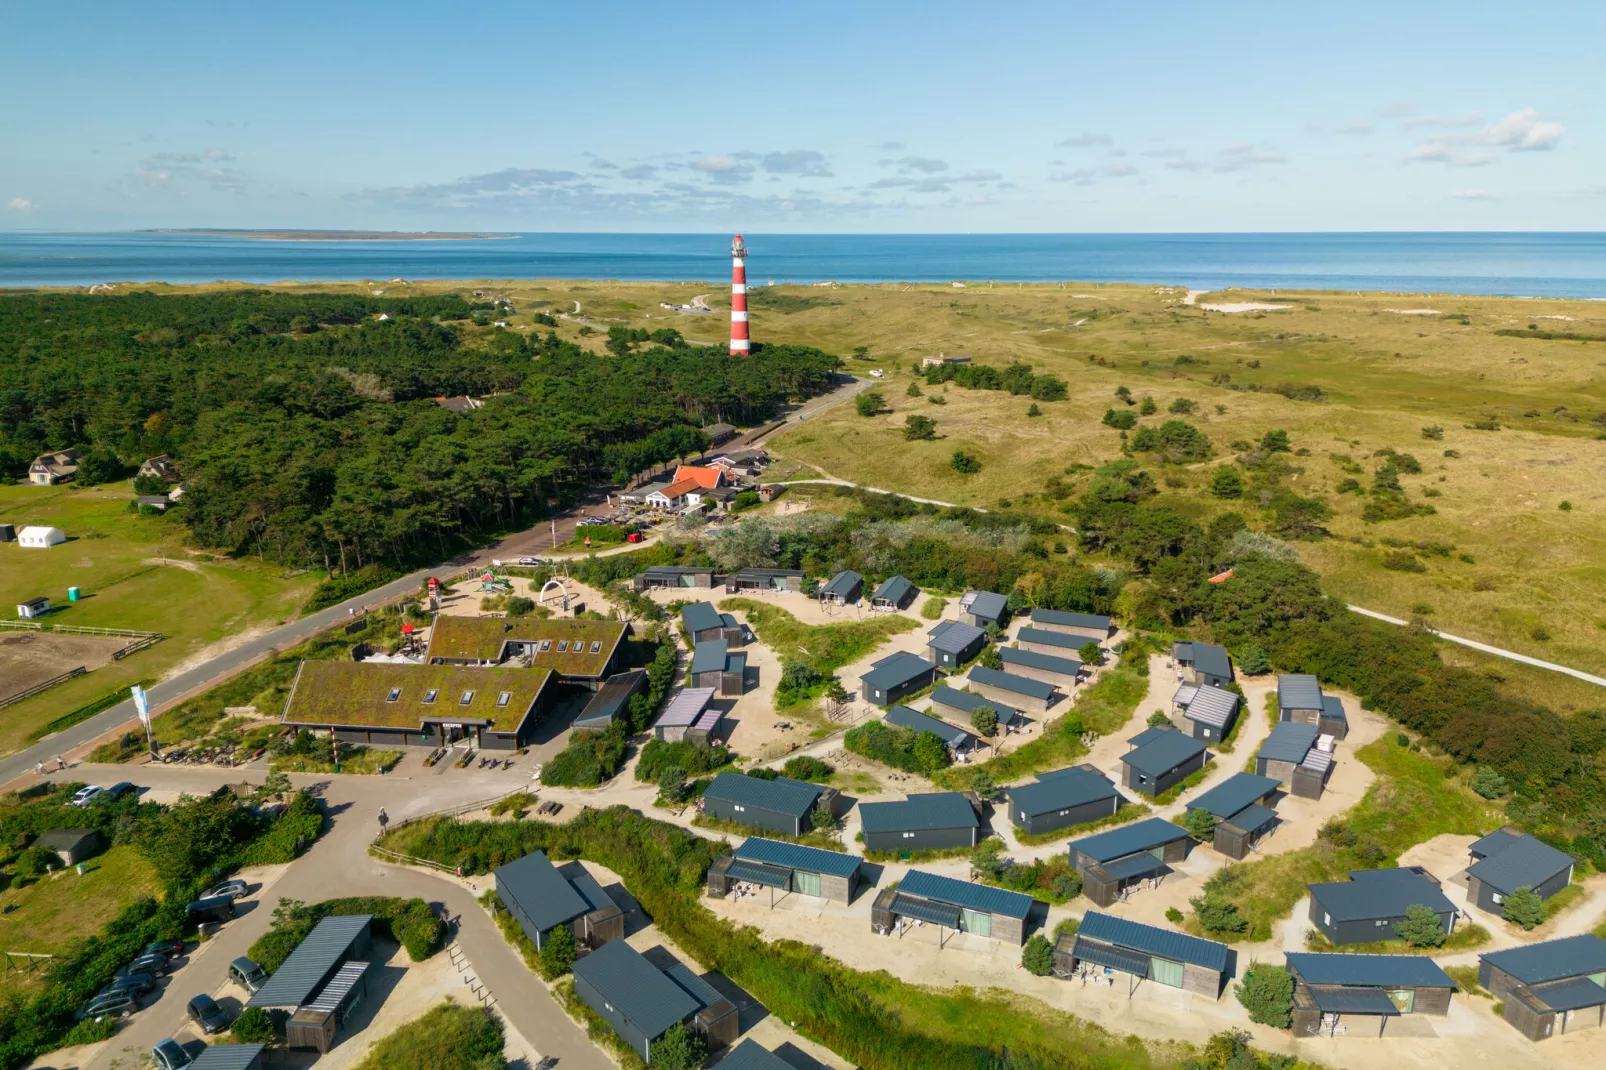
[725,860,790,889]
[1074,941,1150,977]
[1102,853,1169,882]
[1528,977,1606,1013]
[1305,986,1402,1016]
[889,893,962,929]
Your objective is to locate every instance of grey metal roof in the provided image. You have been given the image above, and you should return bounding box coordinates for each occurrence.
[726,859,790,888]
[999,646,1081,677]
[1320,695,1347,721]
[1278,673,1324,710]
[871,575,914,604]
[861,651,936,690]
[890,892,962,928]
[1015,627,1081,651]
[663,962,724,1010]
[930,685,1020,726]
[561,861,617,915]
[570,938,701,1040]
[573,669,648,729]
[681,601,728,634]
[1072,938,1150,977]
[960,590,1009,622]
[885,705,976,749]
[734,836,862,878]
[859,792,979,835]
[1029,608,1111,631]
[38,828,99,850]
[1181,684,1240,729]
[656,687,717,730]
[1173,683,1200,708]
[733,567,806,579]
[1285,952,1455,989]
[899,869,1034,919]
[968,665,1056,701]
[1527,976,1606,1012]
[823,570,862,596]
[1225,803,1279,835]
[1100,852,1169,881]
[1008,767,1116,818]
[187,1045,266,1070]
[1182,642,1232,680]
[715,1039,794,1070]
[645,565,714,577]
[1125,725,1177,748]
[1480,935,1606,985]
[1259,721,1320,764]
[727,651,747,674]
[1187,773,1282,819]
[927,619,986,654]
[305,961,369,1013]
[1070,818,1192,862]
[1469,827,1526,857]
[1305,986,1402,1016]
[704,772,824,818]
[246,915,371,1009]
[690,639,730,676]
[1308,868,1455,922]
[495,850,593,934]
[1121,731,1208,777]
[1077,910,1230,971]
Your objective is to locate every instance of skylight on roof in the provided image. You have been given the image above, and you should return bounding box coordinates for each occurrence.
[540,640,551,651]
[386,688,402,702]
[558,641,568,652]
[590,641,601,653]
[423,689,438,704]
[459,690,475,705]
[496,691,512,707]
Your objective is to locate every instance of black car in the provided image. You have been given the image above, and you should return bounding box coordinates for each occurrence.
[186,993,231,1035]
[76,989,139,1020]
[185,896,236,924]
[143,939,185,961]
[121,953,170,976]
[102,781,138,801]
[104,971,157,997]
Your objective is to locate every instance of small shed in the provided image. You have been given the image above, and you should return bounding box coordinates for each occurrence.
[859,651,937,707]
[16,596,51,620]
[495,849,623,952]
[859,791,981,853]
[653,687,721,743]
[1286,952,1456,1036]
[1175,683,1241,743]
[1027,608,1112,644]
[820,570,863,605]
[572,669,649,732]
[1054,911,1230,998]
[884,704,981,756]
[17,526,66,549]
[186,1045,265,1070]
[1068,818,1194,907]
[247,915,373,1012]
[1119,728,1209,797]
[1480,935,1606,1041]
[288,961,370,1052]
[958,590,1009,629]
[570,940,707,1062]
[1307,868,1457,946]
[871,869,1033,946]
[689,640,746,697]
[997,646,1081,690]
[37,828,104,866]
[726,567,805,593]
[1173,641,1233,687]
[136,495,170,512]
[714,1040,794,1070]
[965,665,1057,714]
[1186,773,1282,860]
[0,523,14,542]
[1256,722,1331,799]
[701,772,834,836]
[928,685,1021,735]
[870,575,916,612]
[1279,674,1349,739]
[1007,765,1121,838]
[634,565,715,591]
[1014,626,1084,657]
[682,601,746,646]
[926,620,987,670]
[1465,828,1576,914]
[707,836,862,904]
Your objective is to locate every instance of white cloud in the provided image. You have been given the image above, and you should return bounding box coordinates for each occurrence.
[1141,146,1184,159]
[1377,101,1416,117]
[1449,188,1496,200]
[1102,164,1138,178]
[1486,108,1564,151]
[762,150,832,177]
[1050,164,1136,184]
[1407,140,1494,167]
[868,175,950,192]
[1337,119,1374,135]
[7,197,33,211]
[692,154,744,173]
[1164,158,1208,172]
[955,170,1003,182]
[1057,132,1113,148]
[619,164,657,181]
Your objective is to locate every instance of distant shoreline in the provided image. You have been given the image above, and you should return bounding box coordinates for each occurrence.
[140,229,515,243]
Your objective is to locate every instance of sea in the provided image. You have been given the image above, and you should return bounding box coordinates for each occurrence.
[3,231,1606,298]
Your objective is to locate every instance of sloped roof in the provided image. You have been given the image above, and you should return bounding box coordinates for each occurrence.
[571,939,701,1040]
[1321,695,1348,722]
[1126,725,1177,748]
[246,915,371,1009]
[1180,642,1231,680]
[872,575,914,604]
[1186,773,1282,819]
[427,616,626,677]
[690,639,731,676]
[703,772,823,819]
[1466,834,1575,896]
[282,661,551,733]
[1030,608,1111,631]
[573,669,649,729]
[823,570,863,597]
[1278,673,1324,710]
[733,836,861,878]
[885,705,976,749]
[1225,803,1279,835]
[1285,952,1455,989]
[1481,934,1606,985]
[927,619,986,655]
[1259,721,1320,764]
[681,601,731,634]
[968,665,1056,701]
[1527,976,1606,1012]
[1070,817,1192,863]
[494,850,593,934]
[1077,910,1230,971]
[1122,731,1208,776]
[38,828,100,851]
[899,869,1034,919]
[1308,868,1455,922]
[654,687,717,731]
[714,1040,793,1070]
[999,646,1081,677]
[1469,826,1525,857]
[187,1046,267,1070]
[1008,767,1116,818]
[960,590,1008,621]
[861,651,936,690]
[672,464,725,490]
[930,685,1020,726]
[860,792,979,835]
[1015,627,1081,651]
[1181,684,1240,728]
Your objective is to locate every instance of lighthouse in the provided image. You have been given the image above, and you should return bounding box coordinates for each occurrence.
[729,234,750,355]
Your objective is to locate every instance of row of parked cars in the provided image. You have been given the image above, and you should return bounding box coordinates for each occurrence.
[67,781,137,807]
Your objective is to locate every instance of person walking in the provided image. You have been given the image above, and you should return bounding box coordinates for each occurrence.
[36,762,45,777]
[55,754,65,771]
[377,807,389,830]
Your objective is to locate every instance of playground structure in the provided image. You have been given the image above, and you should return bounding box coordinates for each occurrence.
[537,577,573,612]
[475,570,513,595]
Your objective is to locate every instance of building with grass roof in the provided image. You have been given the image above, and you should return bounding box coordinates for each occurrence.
[425,616,628,687]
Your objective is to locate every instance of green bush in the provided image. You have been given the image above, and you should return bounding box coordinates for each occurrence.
[782,755,834,782]
[636,739,730,783]
[541,922,578,976]
[843,720,951,775]
[353,999,507,1070]
[950,450,982,474]
[1501,886,1546,931]
[1235,965,1294,1027]
[1021,934,1055,976]
[1394,903,1447,947]
[543,724,630,787]
[649,1022,706,1070]
[232,1006,275,1044]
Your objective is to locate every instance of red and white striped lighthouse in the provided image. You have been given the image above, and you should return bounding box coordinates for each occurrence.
[729,234,750,355]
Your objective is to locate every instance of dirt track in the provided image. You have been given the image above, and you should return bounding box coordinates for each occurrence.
[0,630,127,702]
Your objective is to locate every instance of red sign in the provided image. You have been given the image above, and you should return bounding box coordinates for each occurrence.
[402,623,414,634]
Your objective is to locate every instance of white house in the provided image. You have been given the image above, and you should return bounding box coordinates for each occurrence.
[16,597,51,619]
[17,526,67,548]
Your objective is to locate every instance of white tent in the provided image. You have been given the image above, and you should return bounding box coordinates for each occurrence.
[17,526,66,548]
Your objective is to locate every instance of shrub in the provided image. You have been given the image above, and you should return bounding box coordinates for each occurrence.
[232,1006,275,1044]
[1191,893,1247,934]
[906,380,922,397]
[1235,964,1294,1027]
[1470,766,1510,799]
[656,766,689,803]
[1027,403,1042,417]
[843,721,951,775]
[1139,396,1157,416]
[854,390,886,417]
[1235,644,1269,676]
[1021,934,1055,976]
[13,844,56,879]
[782,755,833,782]
[1169,397,1197,414]
[1381,550,1426,573]
[1051,871,1083,900]
[505,596,535,617]
[1260,429,1291,453]
[1165,907,1184,924]
[1394,903,1447,947]
[1501,886,1546,931]
[920,596,947,620]
[1183,807,1218,841]
[970,705,999,737]
[1078,641,1103,666]
[950,450,981,474]
[649,1023,706,1070]
[1209,466,1243,499]
[1146,710,1171,728]
[1559,500,1573,512]
[1102,408,1137,430]
[541,921,578,975]
[903,414,938,441]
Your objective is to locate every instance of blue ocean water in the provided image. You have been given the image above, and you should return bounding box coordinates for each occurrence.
[2,231,1605,298]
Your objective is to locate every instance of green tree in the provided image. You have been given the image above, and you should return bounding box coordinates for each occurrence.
[1051,871,1083,900]
[823,678,850,708]
[1470,766,1510,799]
[261,769,293,799]
[232,1006,275,1044]
[810,801,836,831]
[1183,806,1219,841]
[854,389,886,417]
[1191,893,1248,934]
[1102,408,1137,430]
[970,837,1005,877]
[903,414,938,440]
[1260,429,1291,452]
[1021,933,1055,976]
[540,920,578,976]
[656,765,688,804]
[912,731,952,774]
[977,644,1003,670]
[1139,396,1157,416]
[950,450,981,474]
[970,705,999,737]
[1115,385,1133,405]
[648,1022,706,1070]
[1078,641,1103,666]
[1209,466,1244,499]
[1146,709,1172,728]
[1027,402,1042,417]
[1235,644,1269,676]
[1169,397,1197,415]
[967,768,997,800]
[1234,965,1294,1027]
[1393,903,1447,947]
[1501,886,1546,931]
[906,380,923,397]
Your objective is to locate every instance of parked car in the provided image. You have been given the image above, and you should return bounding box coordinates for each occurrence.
[204,878,249,901]
[120,953,170,977]
[152,1038,191,1070]
[185,896,236,924]
[229,956,267,993]
[101,973,156,997]
[101,781,138,801]
[142,939,185,961]
[69,785,105,807]
[76,989,139,1020]
[186,993,232,1034]
[516,556,545,566]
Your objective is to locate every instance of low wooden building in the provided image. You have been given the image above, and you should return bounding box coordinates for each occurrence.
[1053,911,1230,999]
[707,836,863,904]
[1172,641,1232,687]
[495,849,624,952]
[652,687,723,743]
[1185,773,1282,860]
[1255,721,1333,799]
[725,567,805,593]
[820,570,863,605]
[997,646,1081,690]
[681,601,745,646]
[1479,935,1606,1042]
[1173,683,1241,744]
[38,828,104,866]
[1119,727,1209,797]
[1465,827,1576,916]
[1286,952,1456,1037]
[926,619,987,671]
[859,651,937,707]
[958,590,1009,630]
[928,685,1021,735]
[884,704,982,757]
[701,772,836,837]
[871,869,1033,946]
[1007,765,1121,838]
[1278,673,1348,740]
[571,669,649,732]
[965,665,1057,714]
[689,639,746,697]
[870,575,916,612]
[1307,868,1458,946]
[1068,818,1193,907]
[858,791,981,853]
[1027,608,1112,645]
[635,565,716,591]
[1013,626,1084,658]
[572,939,738,1061]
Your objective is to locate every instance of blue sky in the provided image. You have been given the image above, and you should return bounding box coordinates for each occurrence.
[2,1,1601,232]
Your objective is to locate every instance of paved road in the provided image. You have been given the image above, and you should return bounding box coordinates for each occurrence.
[81,761,613,1070]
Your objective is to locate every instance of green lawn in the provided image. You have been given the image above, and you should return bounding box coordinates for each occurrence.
[719,598,918,673]
[0,481,315,756]
[353,999,506,1070]
[0,845,161,995]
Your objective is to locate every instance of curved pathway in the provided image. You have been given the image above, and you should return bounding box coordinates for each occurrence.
[1347,605,1606,688]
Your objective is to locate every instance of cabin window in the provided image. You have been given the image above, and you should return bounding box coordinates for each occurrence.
[557,641,568,652]
[1491,892,1504,904]
[423,689,438,704]
[733,804,745,812]
[539,640,552,651]
[1323,912,1332,926]
[902,832,915,839]
[459,690,475,705]
[590,641,602,653]
[496,691,512,707]
[1375,919,1388,927]
[386,688,402,702]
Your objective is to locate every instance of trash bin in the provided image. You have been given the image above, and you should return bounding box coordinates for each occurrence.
[68,587,81,601]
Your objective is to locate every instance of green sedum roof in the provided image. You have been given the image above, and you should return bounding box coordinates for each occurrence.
[282,660,552,733]
[426,615,626,677]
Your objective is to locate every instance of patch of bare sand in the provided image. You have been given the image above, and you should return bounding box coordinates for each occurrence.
[1385,308,1443,315]
[160,621,275,680]
[140,556,203,572]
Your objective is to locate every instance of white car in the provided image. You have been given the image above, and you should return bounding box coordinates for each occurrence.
[69,785,105,807]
